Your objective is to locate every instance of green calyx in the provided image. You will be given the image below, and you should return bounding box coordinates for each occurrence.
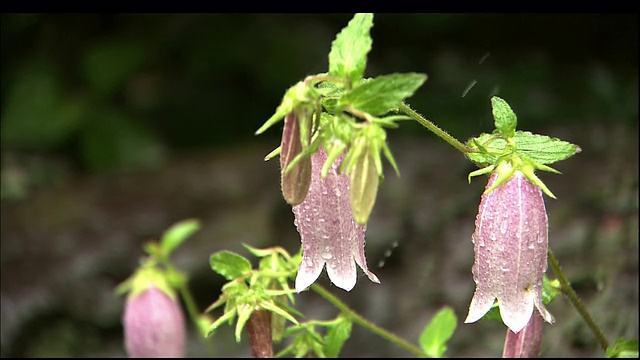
[468,141,559,199]
[124,265,178,302]
[466,96,581,199]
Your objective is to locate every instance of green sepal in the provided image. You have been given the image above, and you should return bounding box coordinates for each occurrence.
[467,164,495,184]
[255,83,298,135]
[484,160,516,195]
[125,266,177,301]
[521,160,557,199]
[263,146,281,161]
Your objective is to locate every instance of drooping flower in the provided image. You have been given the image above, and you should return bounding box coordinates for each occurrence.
[465,161,554,334]
[502,311,544,358]
[293,145,380,292]
[123,285,186,358]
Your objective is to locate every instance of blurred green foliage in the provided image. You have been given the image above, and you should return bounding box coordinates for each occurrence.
[1,14,637,175]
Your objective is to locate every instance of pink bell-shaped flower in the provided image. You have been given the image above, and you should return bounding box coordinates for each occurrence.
[293,146,380,292]
[123,285,186,357]
[465,162,554,333]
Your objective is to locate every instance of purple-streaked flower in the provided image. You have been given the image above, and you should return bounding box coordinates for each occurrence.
[123,286,186,358]
[502,311,544,358]
[293,145,380,292]
[280,110,313,206]
[465,162,554,334]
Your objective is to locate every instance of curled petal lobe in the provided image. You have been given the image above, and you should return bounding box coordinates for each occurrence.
[465,169,554,333]
[293,146,379,292]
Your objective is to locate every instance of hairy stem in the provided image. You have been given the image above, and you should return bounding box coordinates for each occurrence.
[311,284,429,357]
[246,310,274,358]
[547,249,610,350]
[398,102,473,154]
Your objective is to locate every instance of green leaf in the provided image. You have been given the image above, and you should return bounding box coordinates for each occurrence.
[160,219,200,257]
[606,338,639,358]
[491,96,517,138]
[419,306,458,358]
[340,73,427,116]
[513,131,582,164]
[209,251,253,281]
[465,131,581,166]
[328,13,374,86]
[323,316,353,358]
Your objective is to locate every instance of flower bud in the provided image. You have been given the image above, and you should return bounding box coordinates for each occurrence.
[280,110,312,205]
[465,164,554,334]
[502,311,544,358]
[123,286,186,358]
[350,145,378,225]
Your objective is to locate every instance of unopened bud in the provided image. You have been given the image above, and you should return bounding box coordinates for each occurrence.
[280,111,312,205]
[123,286,186,358]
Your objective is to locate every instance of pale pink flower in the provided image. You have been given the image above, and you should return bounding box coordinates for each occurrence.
[123,286,186,358]
[293,146,380,292]
[465,168,554,333]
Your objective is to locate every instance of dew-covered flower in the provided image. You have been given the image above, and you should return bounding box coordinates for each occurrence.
[465,161,554,334]
[293,146,380,292]
[123,285,186,358]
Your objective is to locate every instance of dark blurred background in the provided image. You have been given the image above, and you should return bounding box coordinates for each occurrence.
[1,13,637,357]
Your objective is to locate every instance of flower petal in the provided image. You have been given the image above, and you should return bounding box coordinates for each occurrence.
[293,146,378,292]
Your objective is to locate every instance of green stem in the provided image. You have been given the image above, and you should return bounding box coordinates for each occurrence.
[311,284,429,358]
[398,102,473,154]
[547,249,610,351]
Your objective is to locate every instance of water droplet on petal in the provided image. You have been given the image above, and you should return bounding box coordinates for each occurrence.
[528,243,535,250]
[306,259,314,267]
[490,233,497,241]
[500,220,508,234]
